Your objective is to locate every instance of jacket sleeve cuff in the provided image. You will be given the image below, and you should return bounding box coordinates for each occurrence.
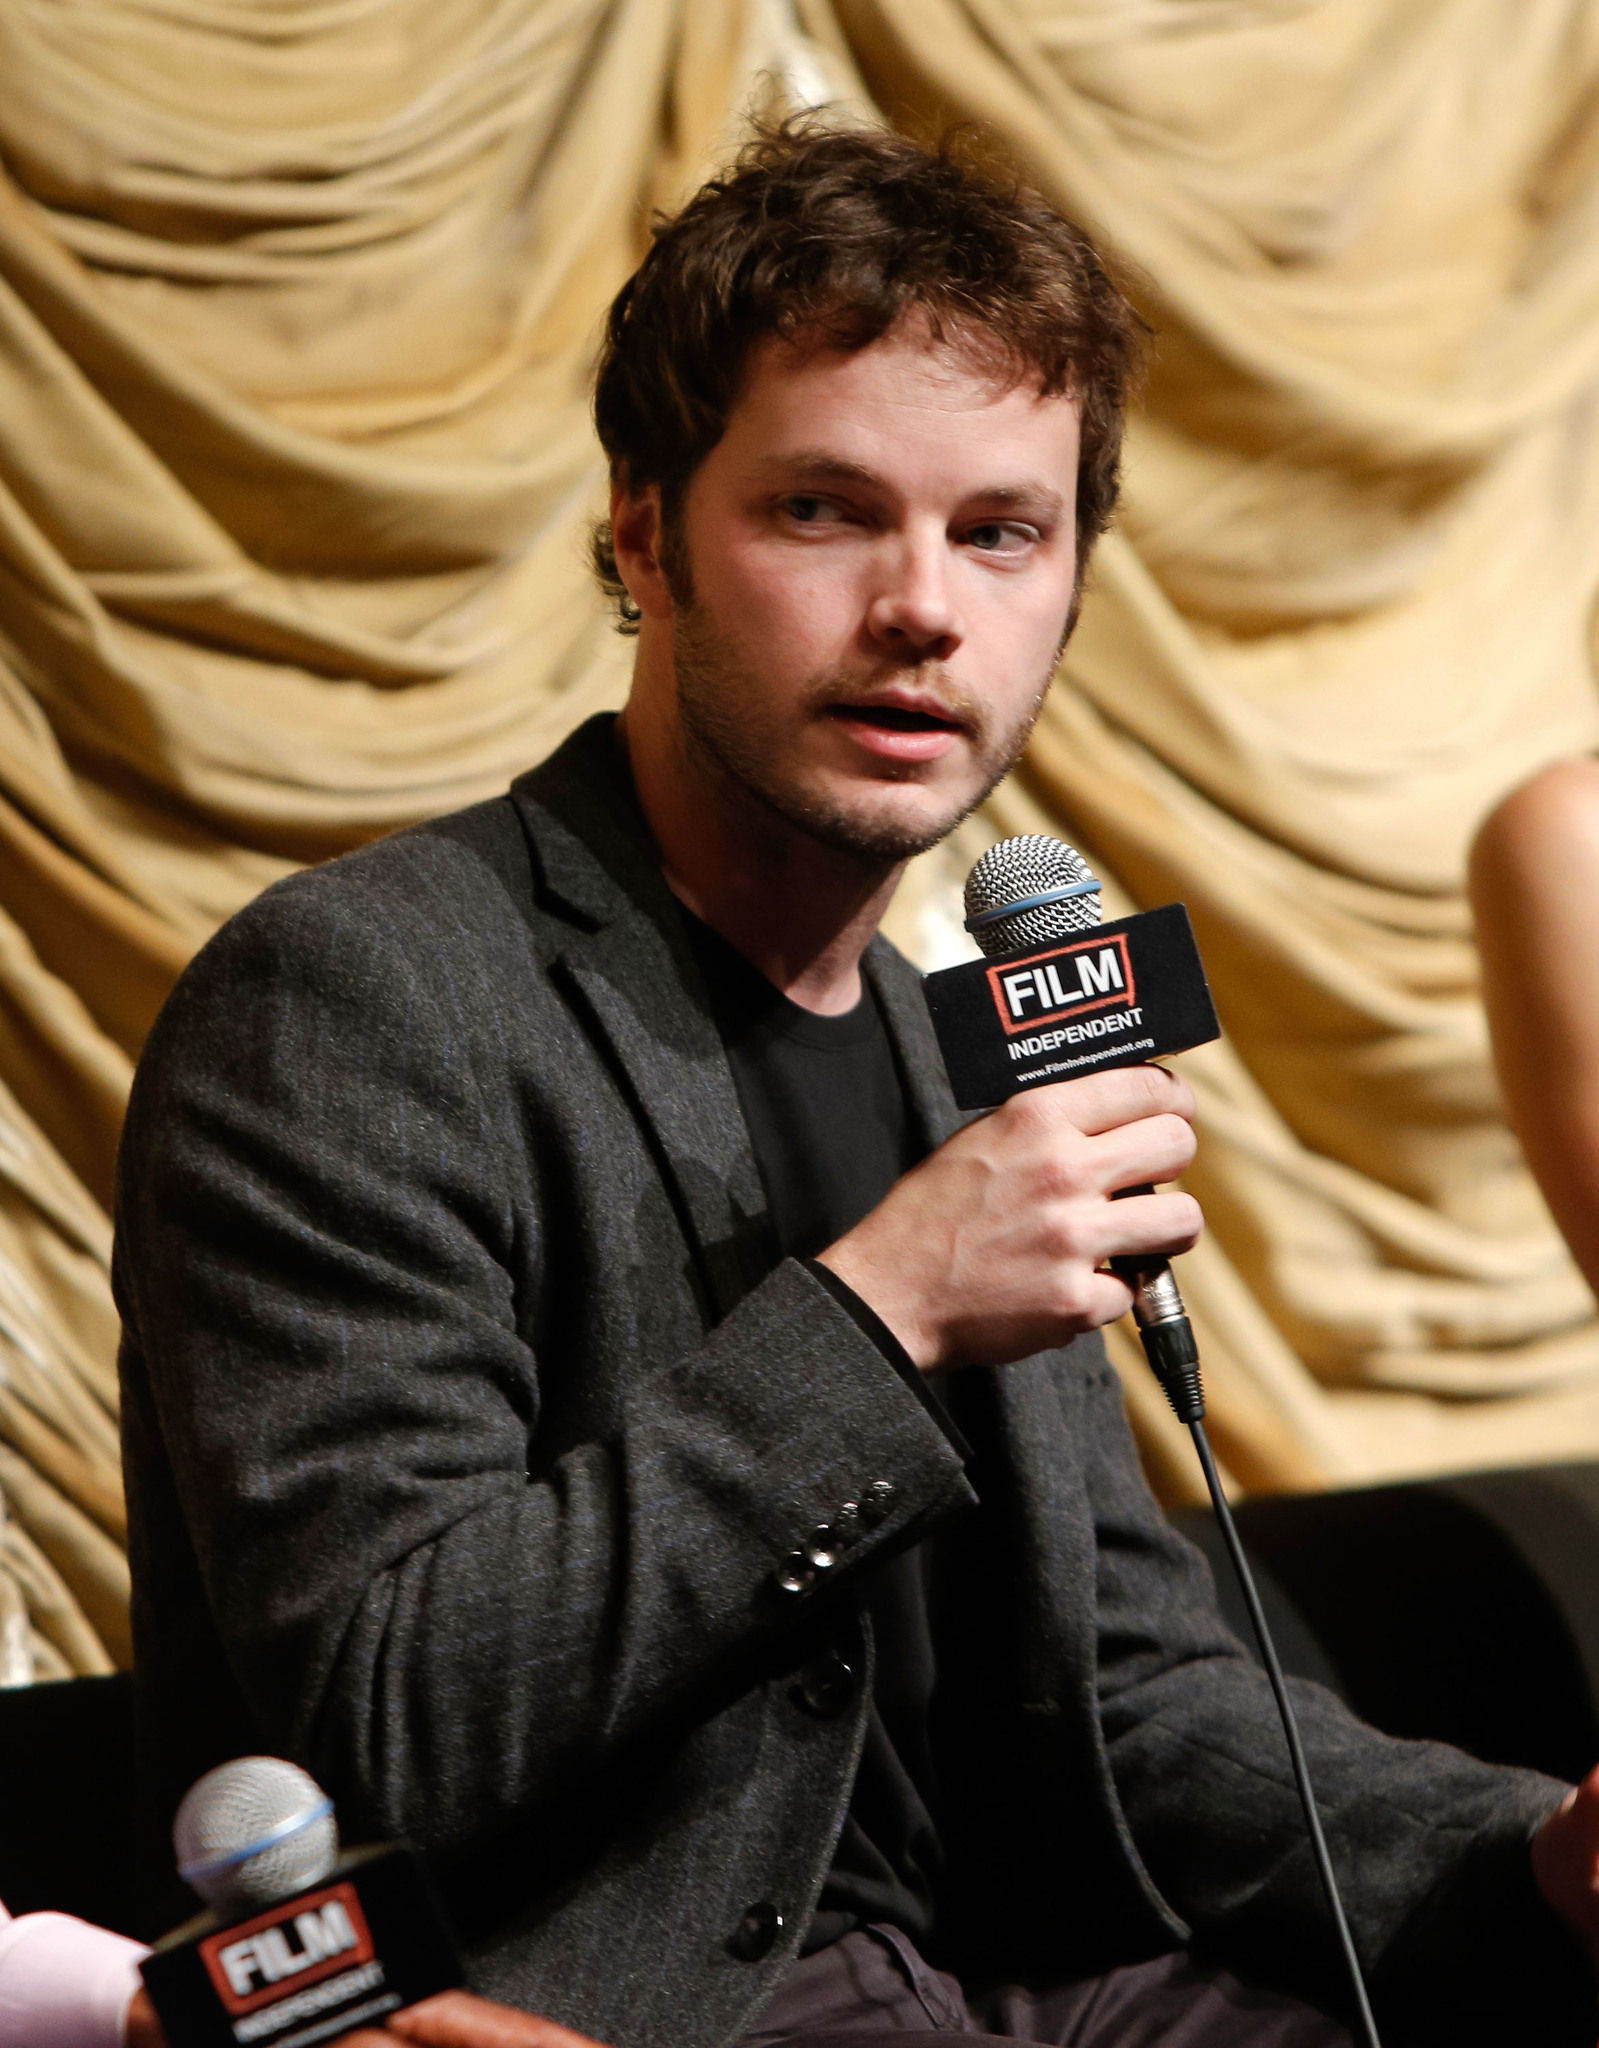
[802,1258,970,1462]
[681,1256,974,1607]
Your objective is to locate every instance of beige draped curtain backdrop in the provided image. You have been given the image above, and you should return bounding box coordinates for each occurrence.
[3,0,1599,1681]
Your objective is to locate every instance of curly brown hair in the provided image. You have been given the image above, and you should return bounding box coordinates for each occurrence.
[590,118,1141,631]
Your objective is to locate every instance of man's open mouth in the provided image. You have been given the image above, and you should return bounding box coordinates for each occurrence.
[830,704,962,733]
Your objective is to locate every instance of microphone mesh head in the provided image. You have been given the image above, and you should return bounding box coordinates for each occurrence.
[964,834,1102,957]
[174,1756,338,1912]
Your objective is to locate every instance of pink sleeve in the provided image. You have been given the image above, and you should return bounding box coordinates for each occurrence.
[0,1908,150,2047]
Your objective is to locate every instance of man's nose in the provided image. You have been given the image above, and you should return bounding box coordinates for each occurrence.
[865,531,963,664]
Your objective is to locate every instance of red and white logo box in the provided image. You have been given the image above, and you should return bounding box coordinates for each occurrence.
[141,1842,462,2048]
[923,902,1220,1111]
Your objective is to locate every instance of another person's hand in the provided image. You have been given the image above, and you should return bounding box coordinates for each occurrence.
[1531,1763,1599,1976]
[817,1063,1201,1370]
[380,1992,605,2046]
[125,1986,166,2048]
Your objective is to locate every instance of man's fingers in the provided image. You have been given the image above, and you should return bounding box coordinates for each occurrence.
[1066,1267,1137,1330]
[1010,1062,1194,1139]
[1085,1188,1203,1264]
[1084,1112,1197,1195]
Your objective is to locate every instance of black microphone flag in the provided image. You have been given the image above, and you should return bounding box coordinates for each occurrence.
[921,900,1221,1110]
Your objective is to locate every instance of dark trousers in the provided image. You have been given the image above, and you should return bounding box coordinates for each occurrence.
[739,1927,1351,2048]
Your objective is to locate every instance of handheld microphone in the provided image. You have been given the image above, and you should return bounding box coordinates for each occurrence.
[139,1757,464,2048]
[951,835,1384,2048]
[960,835,1203,1422]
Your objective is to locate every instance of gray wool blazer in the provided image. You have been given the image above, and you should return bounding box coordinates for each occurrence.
[116,716,1590,2048]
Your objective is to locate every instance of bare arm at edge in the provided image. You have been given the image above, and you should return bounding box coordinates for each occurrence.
[1469,756,1599,1301]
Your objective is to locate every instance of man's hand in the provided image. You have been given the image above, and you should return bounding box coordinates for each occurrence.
[1532,1765,1599,1974]
[127,1986,608,2048]
[817,1063,1201,1371]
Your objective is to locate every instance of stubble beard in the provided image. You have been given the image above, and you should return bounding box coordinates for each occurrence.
[669,598,1057,867]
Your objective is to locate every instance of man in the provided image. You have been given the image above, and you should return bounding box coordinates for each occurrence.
[115,123,1599,2048]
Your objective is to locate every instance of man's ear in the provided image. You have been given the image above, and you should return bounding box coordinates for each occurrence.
[610,480,676,622]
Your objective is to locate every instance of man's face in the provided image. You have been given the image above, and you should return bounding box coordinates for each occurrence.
[651,321,1082,863]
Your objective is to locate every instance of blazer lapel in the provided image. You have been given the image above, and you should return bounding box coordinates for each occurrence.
[991,1347,1097,1706]
[556,926,774,1323]
[509,718,771,1324]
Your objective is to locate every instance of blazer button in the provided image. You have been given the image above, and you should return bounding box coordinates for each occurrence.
[773,1552,816,1596]
[795,1651,856,1718]
[729,1901,783,1961]
[805,1524,842,1570]
[861,1479,897,1525]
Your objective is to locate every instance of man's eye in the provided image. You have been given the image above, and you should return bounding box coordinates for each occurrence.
[967,522,1034,553]
[783,495,831,522]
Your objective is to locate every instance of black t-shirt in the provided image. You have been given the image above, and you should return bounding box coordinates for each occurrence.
[681,910,947,1951]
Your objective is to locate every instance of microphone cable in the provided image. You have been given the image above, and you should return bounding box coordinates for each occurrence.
[1110,1236,1383,2048]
